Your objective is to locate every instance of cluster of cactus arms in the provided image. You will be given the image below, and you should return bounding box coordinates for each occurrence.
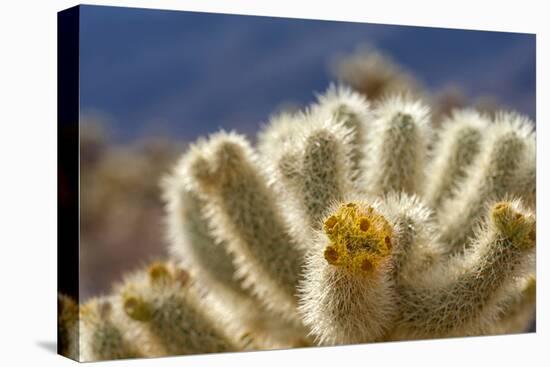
[60,84,536,361]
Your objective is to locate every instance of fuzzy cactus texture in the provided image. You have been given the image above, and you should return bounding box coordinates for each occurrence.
[62,84,536,361]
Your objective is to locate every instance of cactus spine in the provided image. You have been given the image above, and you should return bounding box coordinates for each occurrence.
[260,111,356,240]
[423,109,489,209]
[394,200,535,339]
[79,297,141,361]
[176,131,306,321]
[437,112,535,254]
[162,170,311,349]
[363,95,431,196]
[118,262,237,356]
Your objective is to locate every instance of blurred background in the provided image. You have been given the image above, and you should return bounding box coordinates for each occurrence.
[78,5,535,301]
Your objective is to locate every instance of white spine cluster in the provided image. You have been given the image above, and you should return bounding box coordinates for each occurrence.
[117,262,237,356]
[437,112,535,253]
[363,95,431,196]
[312,84,372,181]
[79,297,141,361]
[395,200,535,339]
[423,110,489,209]
[175,132,305,320]
[260,112,355,240]
[162,171,310,349]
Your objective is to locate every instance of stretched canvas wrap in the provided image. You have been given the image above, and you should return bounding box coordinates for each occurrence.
[57,4,536,362]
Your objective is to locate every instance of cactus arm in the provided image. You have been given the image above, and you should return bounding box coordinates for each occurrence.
[178,131,305,320]
[422,110,489,209]
[490,276,536,335]
[312,84,372,182]
[118,263,237,356]
[79,297,141,361]
[261,110,356,238]
[364,95,430,196]
[438,113,535,254]
[161,175,245,296]
[395,201,535,339]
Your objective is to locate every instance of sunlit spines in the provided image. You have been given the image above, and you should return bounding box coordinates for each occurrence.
[298,199,398,345]
[58,294,80,360]
[261,110,356,242]
[177,131,305,320]
[257,110,304,161]
[363,95,431,196]
[332,46,423,100]
[438,112,535,253]
[512,124,536,209]
[490,276,536,335]
[299,123,353,227]
[79,297,141,362]
[161,174,244,296]
[161,172,310,349]
[118,262,237,356]
[423,110,489,209]
[313,84,372,181]
[379,193,441,287]
[209,289,313,351]
[395,200,536,339]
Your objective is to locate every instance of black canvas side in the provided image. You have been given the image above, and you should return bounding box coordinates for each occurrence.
[57,5,80,359]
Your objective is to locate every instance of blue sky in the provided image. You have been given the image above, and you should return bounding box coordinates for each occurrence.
[79,5,535,142]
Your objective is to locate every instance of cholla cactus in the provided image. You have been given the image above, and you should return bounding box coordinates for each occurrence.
[162,168,311,349]
[58,295,80,360]
[79,297,142,361]
[65,84,535,360]
[362,95,431,196]
[437,112,536,254]
[75,262,240,362]
[332,46,504,127]
[116,262,238,356]
[332,46,423,100]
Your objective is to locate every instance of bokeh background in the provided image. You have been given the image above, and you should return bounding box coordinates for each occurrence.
[78,5,535,301]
